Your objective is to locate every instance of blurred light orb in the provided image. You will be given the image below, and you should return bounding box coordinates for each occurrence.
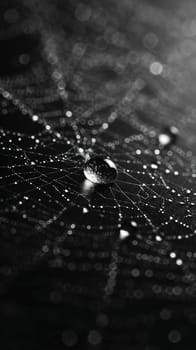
[150,61,163,75]
[159,126,179,147]
[143,32,159,49]
[61,329,78,347]
[88,330,102,346]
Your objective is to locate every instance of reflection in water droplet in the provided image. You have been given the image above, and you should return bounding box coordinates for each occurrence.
[83,157,118,184]
[81,179,95,197]
[159,126,179,147]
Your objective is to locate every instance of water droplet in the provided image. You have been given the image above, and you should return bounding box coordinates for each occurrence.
[131,220,138,227]
[150,162,158,169]
[66,110,72,118]
[120,229,129,240]
[159,126,179,147]
[83,157,118,184]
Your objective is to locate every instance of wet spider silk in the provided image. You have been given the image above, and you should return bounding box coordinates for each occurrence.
[1,0,196,349]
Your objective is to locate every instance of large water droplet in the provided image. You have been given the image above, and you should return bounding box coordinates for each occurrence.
[158,126,179,147]
[83,156,118,184]
[120,229,129,240]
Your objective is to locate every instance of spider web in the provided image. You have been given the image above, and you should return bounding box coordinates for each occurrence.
[1,0,196,319]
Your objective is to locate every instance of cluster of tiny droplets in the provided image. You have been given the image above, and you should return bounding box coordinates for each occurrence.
[2,0,196,347]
